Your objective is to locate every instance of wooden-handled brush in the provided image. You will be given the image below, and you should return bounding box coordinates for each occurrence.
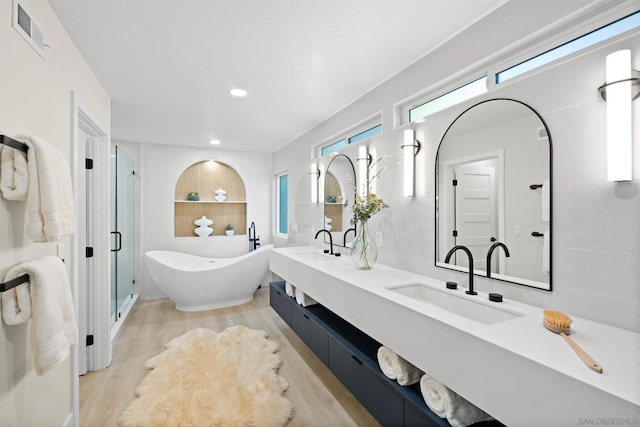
[543,310,603,374]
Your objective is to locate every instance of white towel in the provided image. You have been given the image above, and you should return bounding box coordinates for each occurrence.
[420,374,494,427]
[0,145,29,201]
[542,230,551,274]
[285,281,296,298]
[294,288,317,307]
[541,179,550,222]
[377,346,423,386]
[16,134,75,242]
[1,256,78,376]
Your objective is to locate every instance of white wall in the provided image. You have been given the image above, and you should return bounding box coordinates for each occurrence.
[0,0,110,425]
[140,143,272,299]
[274,6,640,333]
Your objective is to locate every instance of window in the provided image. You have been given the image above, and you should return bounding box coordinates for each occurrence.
[276,173,288,235]
[318,116,382,157]
[321,139,346,157]
[408,76,487,123]
[496,10,640,84]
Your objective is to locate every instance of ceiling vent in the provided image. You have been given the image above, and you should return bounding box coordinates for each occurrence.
[12,0,46,59]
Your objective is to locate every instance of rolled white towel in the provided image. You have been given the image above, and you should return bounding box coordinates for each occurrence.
[285,281,296,298]
[420,374,494,427]
[294,288,317,307]
[377,346,423,386]
[0,145,29,201]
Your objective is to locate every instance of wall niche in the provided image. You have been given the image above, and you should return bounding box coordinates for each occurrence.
[174,160,247,237]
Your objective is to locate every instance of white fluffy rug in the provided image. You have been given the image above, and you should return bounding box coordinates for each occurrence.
[118,326,294,427]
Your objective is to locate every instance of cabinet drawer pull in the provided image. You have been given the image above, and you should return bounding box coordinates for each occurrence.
[303,314,310,320]
[351,355,363,365]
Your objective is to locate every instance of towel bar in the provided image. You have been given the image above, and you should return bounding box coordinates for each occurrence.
[0,135,29,154]
[0,274,30,293]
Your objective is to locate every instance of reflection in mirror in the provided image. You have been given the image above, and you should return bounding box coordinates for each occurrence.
[435,98,552,291]
[323,154,356,248]
[292,171,322,245]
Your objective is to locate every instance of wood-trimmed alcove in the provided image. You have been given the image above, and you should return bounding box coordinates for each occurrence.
[174,160,247,237]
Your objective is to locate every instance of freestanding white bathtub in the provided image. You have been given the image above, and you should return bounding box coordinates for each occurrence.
[145,244,273,312]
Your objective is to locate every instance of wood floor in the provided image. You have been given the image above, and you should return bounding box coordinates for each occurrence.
[80,286,379,426]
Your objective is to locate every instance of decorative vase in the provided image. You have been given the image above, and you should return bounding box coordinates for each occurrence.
[350,219,377,270]
[194,216,213,237]
[187,194,200,201]
[215,188,227,202]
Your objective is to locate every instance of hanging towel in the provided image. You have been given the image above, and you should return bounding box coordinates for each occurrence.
[1,256,78,376]
[419,374,494,427]
[377,346,423,386]
[541,179,550,223]
[542,230,551,274]
[15,134,75,242]
[294,288,317,307]
[0,145,29,201]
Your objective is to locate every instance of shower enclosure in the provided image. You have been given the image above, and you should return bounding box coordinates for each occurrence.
[110,144,135,326]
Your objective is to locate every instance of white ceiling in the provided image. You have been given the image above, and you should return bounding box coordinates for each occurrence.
[47,0,516,152]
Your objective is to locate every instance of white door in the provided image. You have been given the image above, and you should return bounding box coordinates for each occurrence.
[452,164,496,272]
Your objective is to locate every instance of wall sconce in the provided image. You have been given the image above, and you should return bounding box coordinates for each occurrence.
[318,164,325,202]
[310,162,320,203]
[357,145,371,197]
[401,129,421,197]
[598,49,639,182]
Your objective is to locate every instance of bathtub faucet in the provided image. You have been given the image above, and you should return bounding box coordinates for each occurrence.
[248,222,260,251]
[314,229,334,255]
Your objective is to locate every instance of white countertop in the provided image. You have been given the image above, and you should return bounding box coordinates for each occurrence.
[270,246,640,425]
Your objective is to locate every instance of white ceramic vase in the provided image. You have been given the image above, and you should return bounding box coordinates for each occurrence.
[194,216,213,237]
[215,188,227,202]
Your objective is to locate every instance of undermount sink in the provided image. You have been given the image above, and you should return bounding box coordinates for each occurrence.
[386,283,523,325]
[293,250,339,262]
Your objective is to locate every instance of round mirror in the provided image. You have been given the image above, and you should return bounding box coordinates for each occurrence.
[435,98,552,290]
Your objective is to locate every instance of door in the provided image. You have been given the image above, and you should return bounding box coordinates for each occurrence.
[451,164,496,272]
[110,145,135,326]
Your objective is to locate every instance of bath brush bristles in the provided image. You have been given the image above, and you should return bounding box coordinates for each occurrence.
[543,309,572,329]
[542,309,603,374]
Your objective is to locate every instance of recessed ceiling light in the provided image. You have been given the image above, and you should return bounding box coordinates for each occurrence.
[229,88,247,97]
[210,139,221,145]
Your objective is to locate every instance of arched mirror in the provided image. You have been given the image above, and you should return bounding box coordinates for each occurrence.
[435,98,552,290]
[323,154,356,248]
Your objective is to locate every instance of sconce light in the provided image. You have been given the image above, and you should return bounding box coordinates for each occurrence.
[318,164,325,202]
[598,49,639,182]
[401,129,421,197]
[310,162,320,203]
[357,145,371,197]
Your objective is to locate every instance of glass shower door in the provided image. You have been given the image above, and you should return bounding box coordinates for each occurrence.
[111,144,135,325]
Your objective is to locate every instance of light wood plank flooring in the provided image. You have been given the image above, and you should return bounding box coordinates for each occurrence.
[80,286,379,426]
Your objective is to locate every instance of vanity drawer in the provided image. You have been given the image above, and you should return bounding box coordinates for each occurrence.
[328,335,403,427]
[291,306,329,365]
[269,282,292,326]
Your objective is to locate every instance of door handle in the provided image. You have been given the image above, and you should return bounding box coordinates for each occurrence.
[490,237,497,242]
[111,231,122,252]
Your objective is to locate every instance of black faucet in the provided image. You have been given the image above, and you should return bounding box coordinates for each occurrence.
[248,222,260,251]
[343,227,356,247]
[444,245,477,295]
[315,229,334,255]
[486,242,510,278]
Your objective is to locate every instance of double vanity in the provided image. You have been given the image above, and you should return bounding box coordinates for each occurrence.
[269,246,640,426]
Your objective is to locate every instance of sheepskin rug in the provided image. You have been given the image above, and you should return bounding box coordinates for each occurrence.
[117,326,294,427]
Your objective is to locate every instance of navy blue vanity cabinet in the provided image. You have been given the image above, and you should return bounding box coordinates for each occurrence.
[290,304,329,366]
[269,281,292,326]
[328,334,404,426]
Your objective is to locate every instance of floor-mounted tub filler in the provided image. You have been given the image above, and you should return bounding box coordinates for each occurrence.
[145,244,273,311]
